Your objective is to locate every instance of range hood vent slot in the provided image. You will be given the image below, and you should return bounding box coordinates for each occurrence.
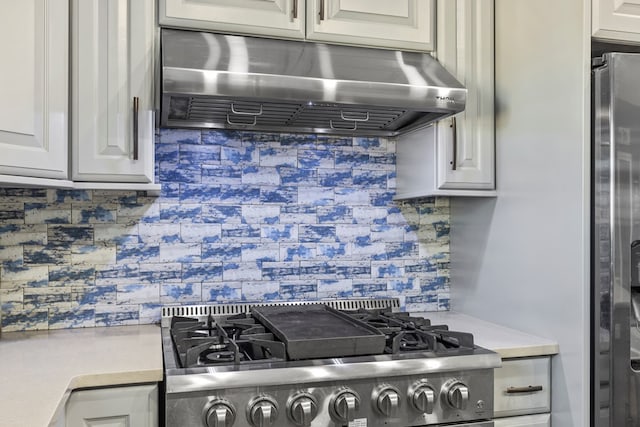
[160,29,466,137]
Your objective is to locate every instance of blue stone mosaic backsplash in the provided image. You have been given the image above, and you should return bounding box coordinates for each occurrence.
[0,129,450,332]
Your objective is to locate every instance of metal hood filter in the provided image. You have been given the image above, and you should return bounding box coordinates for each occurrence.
[160,29,466,137]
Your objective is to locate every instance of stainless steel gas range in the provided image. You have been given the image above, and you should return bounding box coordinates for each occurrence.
[161,299,501,427]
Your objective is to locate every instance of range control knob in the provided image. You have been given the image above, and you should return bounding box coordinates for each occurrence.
[330,389,361,423]
[443,380,470,410]
[373,386,401,417]
[408,381,436,414]
[247,396,278,427]
[287,393,318,426]
[203,399,236,427]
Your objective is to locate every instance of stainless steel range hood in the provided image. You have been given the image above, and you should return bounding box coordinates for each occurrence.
[160,29,466,137]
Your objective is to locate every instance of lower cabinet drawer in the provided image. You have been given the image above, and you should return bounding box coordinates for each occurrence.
[494,413,551,427]
[494,356,551,417]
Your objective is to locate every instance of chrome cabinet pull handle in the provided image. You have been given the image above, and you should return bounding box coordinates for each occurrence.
[132,97,139,161]
[319,0,325,21]
[292,0,298,19]
[450,117,457,171]
[506,385,543,394]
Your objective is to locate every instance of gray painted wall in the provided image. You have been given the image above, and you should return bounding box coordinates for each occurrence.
[450,1,590,426]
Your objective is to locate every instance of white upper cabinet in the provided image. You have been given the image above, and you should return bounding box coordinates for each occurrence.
[0,0,68,180]
[307,0,435,51]
[593,0,640,43]
[395,0,495,199]
[159,0,433,51]
[159,0,306,40]
[435,0,495,190]
[72,0,155,183]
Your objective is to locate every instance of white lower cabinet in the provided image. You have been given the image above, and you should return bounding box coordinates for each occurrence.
[494,413,551,427]
[66,384,158,427]
[494,357,551,425]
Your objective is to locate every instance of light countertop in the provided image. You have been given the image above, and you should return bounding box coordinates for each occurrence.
[414,311,560,359]
[0,324,163,427]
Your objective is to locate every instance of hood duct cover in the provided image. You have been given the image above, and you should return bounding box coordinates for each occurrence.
[160,29,466,137]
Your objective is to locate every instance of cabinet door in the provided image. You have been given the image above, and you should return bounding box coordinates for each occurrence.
[0,0,68,180]
[307,0,434,51]
[159,0,305,39]
[593,0,640,43]
[66,384,158,427]
[72,0,155,183]
[494,357,551,418]
[436,0,495,190]
[494,413,551,427]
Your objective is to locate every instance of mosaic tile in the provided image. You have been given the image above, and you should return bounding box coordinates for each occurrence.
[260,186,297,204]
[201,164,242,185]
[242,205,280,225]
[180,223,222,243]
[95,304,140,326]
[202,243,242,262]
[181,262,223,282]
[279,167,317,186]
[242,281,279,301]
[352,280,388,297]
[298,187,334,206]
[0,129,451,332]
[299,262,336,279]
[0,224,47,246]
[49,189,91,204]
[334,188,370,205]
[201,205,241,223]
[202,282,242,302]
[138,223,180,244]
[72,204,117,224]
[159,243,201,263]
[317,279,353,299]
[261,262,300,280]
[221,224,261,242]
[116,283,159,304]
[0,203,25,223]
[24,287,73,309]
[48,225,94,244]
[48,307,95,329]
[316,243,350,260]
[261,224,298,242]
[115,244,158,264]
[159,128,201,144]
[72,285,116,305]
[298,149,334,169]
[241,243,279,266]
[259,147,297,167]
[280,281,317,300]
[299,225,336,243]
[0,188,46,203]
[24,203,71,224]
[160,203,203,223]
[223,263,262,281]
[161,282,202,303]
[139,263,182,283]
[280,244,316,262]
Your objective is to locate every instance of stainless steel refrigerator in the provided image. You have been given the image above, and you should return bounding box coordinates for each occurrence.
[593,52,640,426]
